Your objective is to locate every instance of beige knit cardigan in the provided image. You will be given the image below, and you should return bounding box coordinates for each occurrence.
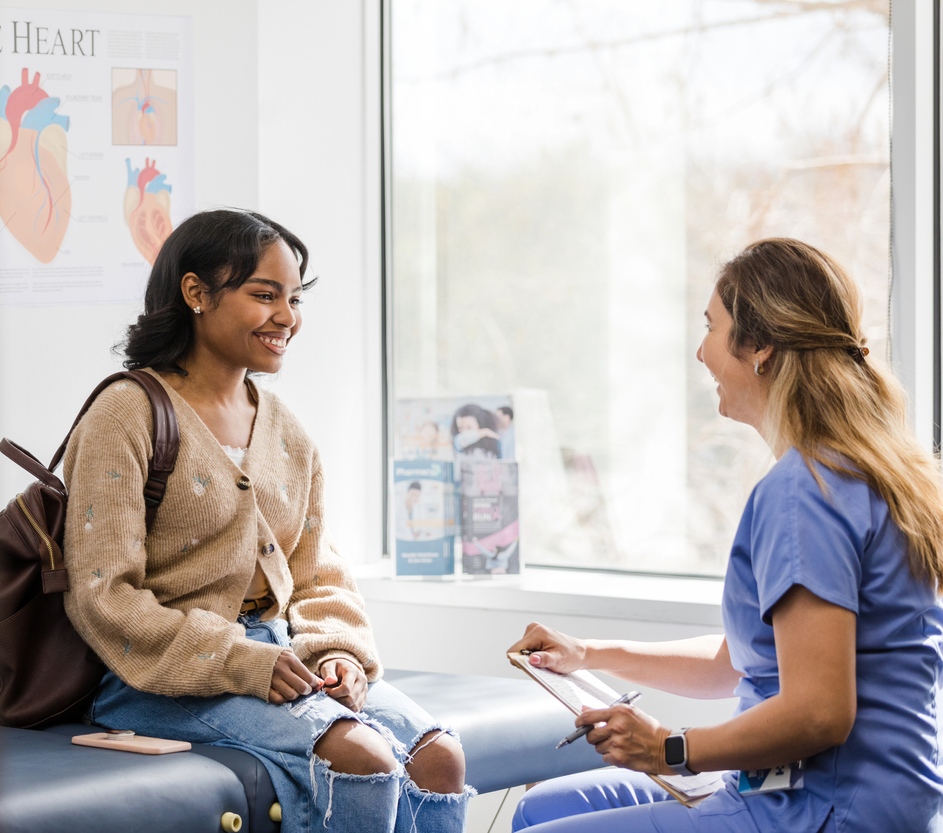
[62,369,381,701]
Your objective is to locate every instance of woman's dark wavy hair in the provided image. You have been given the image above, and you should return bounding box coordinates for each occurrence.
[120,209,311,373]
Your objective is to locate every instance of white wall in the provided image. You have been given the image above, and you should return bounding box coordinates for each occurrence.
[257,0,384,564]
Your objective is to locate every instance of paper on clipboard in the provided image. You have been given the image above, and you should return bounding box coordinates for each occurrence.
[507,651,620,714]
[649,772,728,807]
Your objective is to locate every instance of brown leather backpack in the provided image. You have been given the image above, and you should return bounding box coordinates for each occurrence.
[0,370,178,728]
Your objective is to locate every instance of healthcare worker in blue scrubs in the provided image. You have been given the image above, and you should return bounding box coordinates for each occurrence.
[509,238,943,833]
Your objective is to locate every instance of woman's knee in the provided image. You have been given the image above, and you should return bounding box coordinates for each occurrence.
[405,730,465,794]
[313,718,399,776]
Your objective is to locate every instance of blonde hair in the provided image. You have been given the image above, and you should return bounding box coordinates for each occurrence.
[717,238,943,589]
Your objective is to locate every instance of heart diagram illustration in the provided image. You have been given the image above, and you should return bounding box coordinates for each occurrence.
[112,68,178,146]
[124,157,173,264]
[0,69,72,264]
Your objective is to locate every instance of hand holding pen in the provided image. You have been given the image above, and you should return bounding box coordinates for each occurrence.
[556,691,642,749]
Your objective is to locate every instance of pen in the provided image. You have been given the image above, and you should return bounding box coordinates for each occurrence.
[555,691,641,749]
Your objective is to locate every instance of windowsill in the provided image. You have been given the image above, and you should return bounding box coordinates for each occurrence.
[354,562,724,627]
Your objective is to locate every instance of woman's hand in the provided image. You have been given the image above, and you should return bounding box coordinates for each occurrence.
[507,621,587,674]
[269,648,321,705]
[320,658,369,712]
[578,703,672,774]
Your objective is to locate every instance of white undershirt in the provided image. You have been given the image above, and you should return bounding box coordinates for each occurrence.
[221,445,247,467]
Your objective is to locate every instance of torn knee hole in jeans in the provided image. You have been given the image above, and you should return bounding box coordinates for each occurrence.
[402,778,476,802]
[400,778,478,833]
[309,752,405,826]
[403,725,456,765]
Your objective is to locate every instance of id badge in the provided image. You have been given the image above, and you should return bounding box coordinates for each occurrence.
[737,761,804,794]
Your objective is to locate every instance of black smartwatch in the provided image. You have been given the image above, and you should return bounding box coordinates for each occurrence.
[664,728,696,777]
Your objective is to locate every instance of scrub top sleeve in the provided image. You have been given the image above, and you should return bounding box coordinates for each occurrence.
[751,455,862,625]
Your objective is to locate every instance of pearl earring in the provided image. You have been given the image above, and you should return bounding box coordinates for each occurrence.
[193,306,202,315]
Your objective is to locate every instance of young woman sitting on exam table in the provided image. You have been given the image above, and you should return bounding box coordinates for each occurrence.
[509,238,943,833]
[62,209,472,833]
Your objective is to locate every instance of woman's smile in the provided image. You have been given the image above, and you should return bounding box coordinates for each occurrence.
[256,332,291,354]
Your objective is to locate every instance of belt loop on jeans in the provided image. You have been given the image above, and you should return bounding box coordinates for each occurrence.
[240,595,274,615]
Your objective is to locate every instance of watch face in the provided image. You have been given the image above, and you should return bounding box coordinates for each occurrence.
[665,734,686,766]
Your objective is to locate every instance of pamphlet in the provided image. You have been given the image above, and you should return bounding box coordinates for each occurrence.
[392,459,457,577]
[394,395,515,462]
[393,395,520,576]
[461,459,519,575]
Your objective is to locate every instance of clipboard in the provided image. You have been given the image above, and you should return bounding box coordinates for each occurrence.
[507,650,727,807]
[506,650,621,714]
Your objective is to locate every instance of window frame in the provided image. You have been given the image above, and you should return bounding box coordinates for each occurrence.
[373,0,942,577]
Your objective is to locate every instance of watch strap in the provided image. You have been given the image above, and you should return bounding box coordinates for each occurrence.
[664,727,697,777]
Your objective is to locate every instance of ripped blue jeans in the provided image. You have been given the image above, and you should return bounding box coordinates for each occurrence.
[89,614,474,833]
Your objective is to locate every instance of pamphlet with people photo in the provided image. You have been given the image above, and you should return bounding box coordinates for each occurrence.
[459,457,519,575]
[392,460,457,577]
[392,396,520,576]
[394,396,516,462]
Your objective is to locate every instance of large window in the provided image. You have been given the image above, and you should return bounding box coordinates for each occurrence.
[389,1,891,576]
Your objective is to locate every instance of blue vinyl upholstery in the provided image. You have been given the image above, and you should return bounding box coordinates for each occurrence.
[0,670,608,832]
[0,724,249,833]
[386,669,606,792]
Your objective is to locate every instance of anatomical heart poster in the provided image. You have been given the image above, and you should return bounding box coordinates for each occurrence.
[0,9,194,305]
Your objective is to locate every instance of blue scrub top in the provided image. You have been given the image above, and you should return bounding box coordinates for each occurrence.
[717,448,943,832]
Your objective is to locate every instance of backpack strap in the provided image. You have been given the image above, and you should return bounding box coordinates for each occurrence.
[0,439,61,488]
[47,370,180,531]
